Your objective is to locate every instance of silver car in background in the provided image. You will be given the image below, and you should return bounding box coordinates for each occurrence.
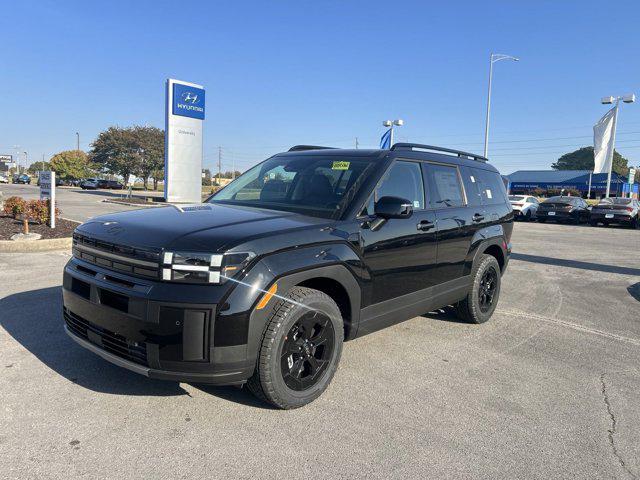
[509,195,539,221]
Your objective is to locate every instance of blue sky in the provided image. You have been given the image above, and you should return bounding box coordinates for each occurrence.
[2,0,639,174]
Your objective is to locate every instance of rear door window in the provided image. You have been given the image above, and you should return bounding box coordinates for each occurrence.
[425,163,465,208]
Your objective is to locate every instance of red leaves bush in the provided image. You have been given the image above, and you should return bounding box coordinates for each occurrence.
[2,196,61,224]
[3,196,27,218]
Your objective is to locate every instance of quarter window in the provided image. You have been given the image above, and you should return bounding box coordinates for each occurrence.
[425,164,465,208]
[472,168,509,205]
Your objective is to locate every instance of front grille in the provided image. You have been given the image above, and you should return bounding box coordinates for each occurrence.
[64,308,148,366]
[72,233,160,280]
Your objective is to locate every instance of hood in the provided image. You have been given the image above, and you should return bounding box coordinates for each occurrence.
[76,203,326,253]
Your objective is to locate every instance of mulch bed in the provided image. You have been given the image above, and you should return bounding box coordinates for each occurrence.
[0,215,79,240]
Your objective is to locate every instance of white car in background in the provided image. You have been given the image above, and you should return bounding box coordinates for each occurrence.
[0,174,9,183]
[509,195,539,220]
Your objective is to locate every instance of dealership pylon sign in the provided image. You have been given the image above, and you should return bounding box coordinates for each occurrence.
[164,79,205,203]
[39,171,56,228]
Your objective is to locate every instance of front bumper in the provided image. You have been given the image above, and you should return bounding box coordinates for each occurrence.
[62,257,255,385]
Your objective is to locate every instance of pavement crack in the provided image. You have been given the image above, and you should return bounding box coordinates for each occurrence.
[600,373,636,479]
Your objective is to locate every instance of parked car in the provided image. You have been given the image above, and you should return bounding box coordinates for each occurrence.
[0,173,8,183]
[12,174,31,184]
[509,195,539,221]
[80,179,99,189]
[62,143,513,408]
[101,180,124,189]
[536,196,591,224]
[590,197,639,228]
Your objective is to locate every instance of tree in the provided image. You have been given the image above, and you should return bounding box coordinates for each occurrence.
[552,146,629,176]
[27,161,50,175]
[90,125,165,189]
[90,126,142,181]
[132,125,164,190]
[49,150,92,179]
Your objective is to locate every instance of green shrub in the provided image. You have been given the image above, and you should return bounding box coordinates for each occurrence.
[3,196,27,218]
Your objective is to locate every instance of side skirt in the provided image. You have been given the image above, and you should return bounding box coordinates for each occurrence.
[356,276,471,337]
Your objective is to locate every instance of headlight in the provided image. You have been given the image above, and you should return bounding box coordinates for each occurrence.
[161,251,255,284]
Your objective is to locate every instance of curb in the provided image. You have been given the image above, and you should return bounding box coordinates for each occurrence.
[0,236,72,253]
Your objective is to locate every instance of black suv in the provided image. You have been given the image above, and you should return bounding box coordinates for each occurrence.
[63,144,513,408]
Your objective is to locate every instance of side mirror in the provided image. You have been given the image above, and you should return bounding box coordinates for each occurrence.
[374,196,414,219]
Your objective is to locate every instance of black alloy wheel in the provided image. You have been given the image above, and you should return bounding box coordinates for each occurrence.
[247,286,344,409]
[280,312,335,391]
[456,254,502,324]
[478,267,498,313]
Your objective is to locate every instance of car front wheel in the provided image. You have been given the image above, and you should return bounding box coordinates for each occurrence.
[456,254,502,324]
[247,286,344,409]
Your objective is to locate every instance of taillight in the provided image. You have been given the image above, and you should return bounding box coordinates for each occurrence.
[625,207,634,212]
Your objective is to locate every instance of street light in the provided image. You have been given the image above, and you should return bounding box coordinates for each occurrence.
[484,53,519,158]
[382,119,404,148]
[599,93,635,197]
[76,132,80,152]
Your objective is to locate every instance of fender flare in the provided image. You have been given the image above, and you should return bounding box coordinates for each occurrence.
[464,224,508,276]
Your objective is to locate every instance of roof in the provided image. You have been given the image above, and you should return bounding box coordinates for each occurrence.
[507,170,629,184]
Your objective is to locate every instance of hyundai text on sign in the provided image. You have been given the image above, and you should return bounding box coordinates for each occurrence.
[172,83,205,120]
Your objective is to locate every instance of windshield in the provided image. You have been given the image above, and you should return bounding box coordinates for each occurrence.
[208,155,373,218]
[509,196,524,201]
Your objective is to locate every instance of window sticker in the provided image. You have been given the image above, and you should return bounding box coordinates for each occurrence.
[332,161,350,170]
[413,200,420,208]
[470,175,476,182]
[486,189,493,199]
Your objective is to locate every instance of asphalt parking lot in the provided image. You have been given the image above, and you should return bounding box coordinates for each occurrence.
[1,221,639,479]
[0,184,147,222]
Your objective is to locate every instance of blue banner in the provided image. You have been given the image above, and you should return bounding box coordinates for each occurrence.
[173,83,205,120]
[380,129,391,149]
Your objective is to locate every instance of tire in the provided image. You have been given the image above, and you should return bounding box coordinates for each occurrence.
[590,221,598,227]
[456,254,501,324]
[525,210,532,221]
[247,286,344,409]
[537,218,546,223]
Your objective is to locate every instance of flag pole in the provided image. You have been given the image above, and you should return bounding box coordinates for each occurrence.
[606,99,619,198]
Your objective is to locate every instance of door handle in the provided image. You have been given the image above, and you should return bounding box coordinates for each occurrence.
[417,220,435,231]
[472,213,485,223]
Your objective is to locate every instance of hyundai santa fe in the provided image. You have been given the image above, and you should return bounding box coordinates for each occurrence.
[63,143,513,408]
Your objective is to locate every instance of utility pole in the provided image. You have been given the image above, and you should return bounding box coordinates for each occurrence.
[76,132,80,152]
[218,146,222,186]
[355,137,359,149]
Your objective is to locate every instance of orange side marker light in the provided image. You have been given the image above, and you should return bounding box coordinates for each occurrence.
[256,283,278,310]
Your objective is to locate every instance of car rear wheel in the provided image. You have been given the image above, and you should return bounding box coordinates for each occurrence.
[247,286,344,409]
[456,254,501,324]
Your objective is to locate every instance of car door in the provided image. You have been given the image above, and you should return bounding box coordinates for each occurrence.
[425,163,479,284]
[359,159,438,305]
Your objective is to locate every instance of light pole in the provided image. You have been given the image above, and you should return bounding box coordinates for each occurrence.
[382,119,404,148]
[600,94,635,197]
[484,53,519,158]
[76,132,80,152]
[23,152,28,174]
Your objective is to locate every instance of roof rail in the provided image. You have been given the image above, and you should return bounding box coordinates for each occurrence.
[390,143,487,162]
[288,145,336,152]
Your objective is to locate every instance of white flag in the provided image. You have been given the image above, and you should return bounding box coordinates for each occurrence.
[593,107,616,174]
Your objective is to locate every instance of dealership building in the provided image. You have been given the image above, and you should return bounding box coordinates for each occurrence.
[506,170,639,198]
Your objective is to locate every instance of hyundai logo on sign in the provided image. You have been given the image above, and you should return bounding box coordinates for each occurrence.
[173,83,205,120]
